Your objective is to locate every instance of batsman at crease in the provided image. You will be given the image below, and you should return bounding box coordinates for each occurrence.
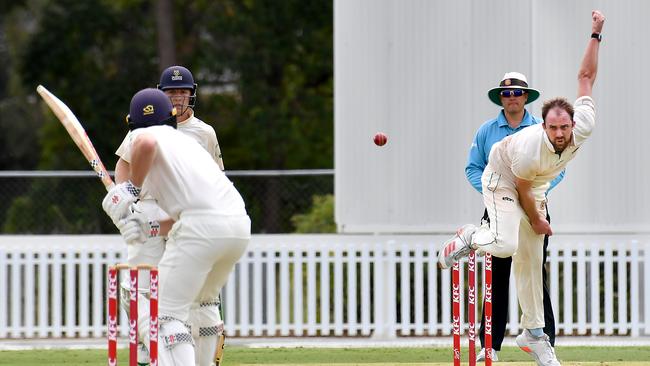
[106,66,229,366]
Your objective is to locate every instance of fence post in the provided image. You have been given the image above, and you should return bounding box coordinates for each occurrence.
[371,239,396,340]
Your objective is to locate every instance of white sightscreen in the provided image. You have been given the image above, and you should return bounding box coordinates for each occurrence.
[335,0,650,233]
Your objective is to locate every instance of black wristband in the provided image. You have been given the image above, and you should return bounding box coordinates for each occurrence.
[591,33,602,42]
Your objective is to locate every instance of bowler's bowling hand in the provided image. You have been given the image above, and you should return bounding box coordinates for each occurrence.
[532,216,553,236]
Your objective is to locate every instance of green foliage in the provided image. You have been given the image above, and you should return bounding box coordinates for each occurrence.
[0,0,158,233]
[194,0,334,170]
[291,194,335,233]
[0,0,334,233]
[20,0,158,169]
[2,178,113,234]
[193,0,333,231]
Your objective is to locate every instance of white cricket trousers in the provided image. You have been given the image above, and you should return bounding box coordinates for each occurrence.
[158,210,251,322]
[479,166,547,329]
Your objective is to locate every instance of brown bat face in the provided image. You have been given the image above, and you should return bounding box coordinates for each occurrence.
[36,85,114,190]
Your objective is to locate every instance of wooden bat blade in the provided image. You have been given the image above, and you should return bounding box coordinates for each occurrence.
[36,85,114,190]
[214,333,226,365]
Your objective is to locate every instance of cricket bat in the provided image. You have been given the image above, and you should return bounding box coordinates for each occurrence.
[36,85,114,190]
[215,333,226,365]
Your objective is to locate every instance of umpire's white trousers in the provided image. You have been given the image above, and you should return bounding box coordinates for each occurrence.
[478,166,547,330]
[158,210,251,322]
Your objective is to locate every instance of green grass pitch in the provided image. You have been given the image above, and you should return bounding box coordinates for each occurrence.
[1,346,650,365]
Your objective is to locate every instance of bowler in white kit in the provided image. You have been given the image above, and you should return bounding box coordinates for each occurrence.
[103,88,250,365]
[439,10,605,366]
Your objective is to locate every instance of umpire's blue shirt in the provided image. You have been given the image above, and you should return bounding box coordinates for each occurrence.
[465,109,565,193]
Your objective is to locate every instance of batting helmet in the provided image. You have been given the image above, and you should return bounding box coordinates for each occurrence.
[126,88,177,131]
[157,65,197,109]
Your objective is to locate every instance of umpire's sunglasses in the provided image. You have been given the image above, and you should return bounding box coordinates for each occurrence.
[500,89,527,98]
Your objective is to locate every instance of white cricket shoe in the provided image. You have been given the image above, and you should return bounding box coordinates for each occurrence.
[516,329,561,366]
[137,341,150,366]
[476,347,499,362]
[437,224,477,269]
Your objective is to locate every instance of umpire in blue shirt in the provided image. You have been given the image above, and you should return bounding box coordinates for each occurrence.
[465,72,562,361]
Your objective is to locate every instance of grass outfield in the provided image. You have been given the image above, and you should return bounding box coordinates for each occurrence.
[1,346,650,365]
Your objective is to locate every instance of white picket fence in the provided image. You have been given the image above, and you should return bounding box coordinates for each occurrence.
[1,234,649,339]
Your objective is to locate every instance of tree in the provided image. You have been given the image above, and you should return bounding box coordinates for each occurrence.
[1,0,334,234]
[291,194,335,233]
[5,0,160,233]
[193,0,334,231]
[154,0,176,70]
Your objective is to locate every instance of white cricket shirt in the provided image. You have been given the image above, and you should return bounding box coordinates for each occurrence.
[176,113,224,170]
[116,111,224,170]
[129,125,246,220]
[487,96,596,199]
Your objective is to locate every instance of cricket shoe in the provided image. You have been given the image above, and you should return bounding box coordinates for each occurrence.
[437,224,477,269]
[137,341,150,366]
[516,329,561,366]
[476,347,499,362]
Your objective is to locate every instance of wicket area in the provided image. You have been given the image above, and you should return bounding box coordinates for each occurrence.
[452,252,493,366]
[108,264,159,366]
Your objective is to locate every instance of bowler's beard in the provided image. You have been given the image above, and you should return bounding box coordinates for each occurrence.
[551,137,570,153]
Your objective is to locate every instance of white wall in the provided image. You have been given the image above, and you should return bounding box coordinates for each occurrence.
[335,0,650,234]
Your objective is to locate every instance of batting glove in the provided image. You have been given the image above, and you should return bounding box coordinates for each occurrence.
[117,211,160,245]
[102,181,141,225]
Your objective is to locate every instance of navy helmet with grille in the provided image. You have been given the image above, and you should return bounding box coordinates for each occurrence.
[157,65,197,108]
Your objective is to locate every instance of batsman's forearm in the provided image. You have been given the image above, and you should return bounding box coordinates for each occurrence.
[115,158,131,184]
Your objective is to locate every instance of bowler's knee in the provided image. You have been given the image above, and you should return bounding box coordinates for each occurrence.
[490,240,517,258]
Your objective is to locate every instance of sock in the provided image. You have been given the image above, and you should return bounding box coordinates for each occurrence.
[528,328,544,337]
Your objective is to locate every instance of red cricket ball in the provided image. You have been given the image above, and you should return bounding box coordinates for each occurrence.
[373,132,388,146]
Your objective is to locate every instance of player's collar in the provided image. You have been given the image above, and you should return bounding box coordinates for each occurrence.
[177,110,195,126]
[497,109,534,129]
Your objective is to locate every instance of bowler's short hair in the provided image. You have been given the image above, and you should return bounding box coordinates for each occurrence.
[542,98,574,122]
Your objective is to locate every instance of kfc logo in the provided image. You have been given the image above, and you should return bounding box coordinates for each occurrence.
[150,317,159,342]
[150,273,159,300]
[452,316,461,335]
[468,286,475,305]
[129,319,138,345]
[108,272,118,299]
[130,277,138,301]
[485,283,493,302]
[108,315,118,342]
[452,283,460,303]
[485,316,493,335]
